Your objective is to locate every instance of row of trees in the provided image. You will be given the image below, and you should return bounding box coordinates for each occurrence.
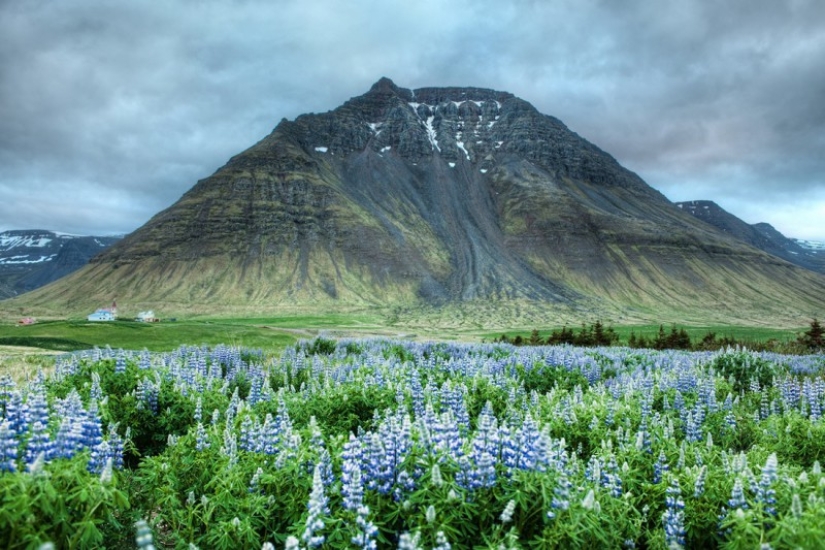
[494,318,824,352]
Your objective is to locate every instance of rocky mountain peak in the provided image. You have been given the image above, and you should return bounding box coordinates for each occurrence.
[9,79,825,323]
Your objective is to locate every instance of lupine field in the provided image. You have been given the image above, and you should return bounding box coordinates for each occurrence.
[2,339,825,549]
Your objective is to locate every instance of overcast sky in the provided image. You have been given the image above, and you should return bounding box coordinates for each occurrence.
[1,0,824,241]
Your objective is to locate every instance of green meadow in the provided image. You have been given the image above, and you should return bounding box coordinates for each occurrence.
[484,323,805,346]
[0,314,812,355]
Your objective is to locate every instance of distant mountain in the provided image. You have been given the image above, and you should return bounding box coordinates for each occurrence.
[4,78,825,325]
[0,230,122,299]
[675,201,825,274]
[794,239,825,251]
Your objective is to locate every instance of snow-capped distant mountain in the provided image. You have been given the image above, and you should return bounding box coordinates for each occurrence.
[793,239,825,251]
[0,230,122,299]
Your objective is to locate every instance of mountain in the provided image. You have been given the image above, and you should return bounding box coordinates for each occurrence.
[794,239,825,251]
[675,201,825,274]
[0,230,122,299]
[4,78,825,326]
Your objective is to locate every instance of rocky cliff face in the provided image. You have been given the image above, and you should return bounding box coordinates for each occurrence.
[0,230,121,298]
[7,79,825,323]
[676,201,825,274]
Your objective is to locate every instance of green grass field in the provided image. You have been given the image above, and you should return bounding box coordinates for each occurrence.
[482,323,805,345]
[0,314,813,355]
[0,319,298,353]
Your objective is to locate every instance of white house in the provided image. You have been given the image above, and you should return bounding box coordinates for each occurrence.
[87,309,115,321]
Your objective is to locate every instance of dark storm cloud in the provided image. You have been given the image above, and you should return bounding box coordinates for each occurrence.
[1,0,823,239]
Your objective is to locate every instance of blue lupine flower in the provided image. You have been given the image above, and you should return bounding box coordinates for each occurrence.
[195,423,210,451]
[0,420,17,472]
[81,403,103,450]
[694,466,707,498]
[23,385,49,436]
[755,453,778,516]
[88,440,110,474]
[302,464,329,548]
[662,477,686,548]
[249,467,263,494]
[53,416,82,460]
[351,505,378,550]
[548,467,571,519]
[728,478,748,511]
[654,451,669,484]
[25,420,53,467]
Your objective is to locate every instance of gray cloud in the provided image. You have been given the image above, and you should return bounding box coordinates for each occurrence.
[1,0,823,240]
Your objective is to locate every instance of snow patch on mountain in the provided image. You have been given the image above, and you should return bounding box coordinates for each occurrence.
[793,239,825,251]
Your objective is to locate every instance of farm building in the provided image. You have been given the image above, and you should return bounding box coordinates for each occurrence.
[87,309,115,321]
[135,311,159,322]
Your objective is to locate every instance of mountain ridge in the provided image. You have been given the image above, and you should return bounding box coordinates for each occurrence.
[0,230,121,300]
[4,78,824,326]
[675,200,825,274]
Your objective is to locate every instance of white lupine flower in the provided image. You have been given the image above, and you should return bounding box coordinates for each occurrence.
[426,505,436,524]
[582,489,597,510]
[500,499,516,523]
[791,494,804,517]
